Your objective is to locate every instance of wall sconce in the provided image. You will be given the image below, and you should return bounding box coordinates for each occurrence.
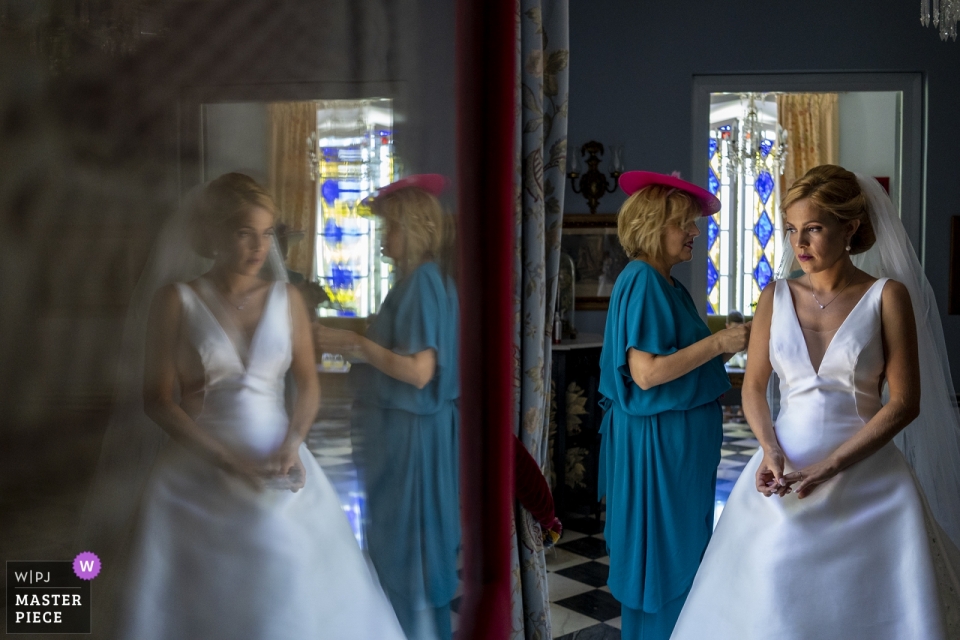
[567,141,623,214]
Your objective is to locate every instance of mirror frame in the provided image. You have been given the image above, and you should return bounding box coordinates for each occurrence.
[690,72,924,321]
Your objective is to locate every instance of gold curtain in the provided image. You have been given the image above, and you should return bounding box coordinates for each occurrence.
[776,93,840,193]
[267,102,317,278]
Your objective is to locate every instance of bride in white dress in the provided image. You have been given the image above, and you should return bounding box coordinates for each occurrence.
[671,165,960,639]
[86,173,404,639]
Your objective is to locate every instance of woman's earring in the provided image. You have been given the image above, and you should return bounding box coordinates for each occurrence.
[845,245,851,252]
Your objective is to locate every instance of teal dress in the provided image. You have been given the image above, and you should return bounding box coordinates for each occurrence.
[353,261,460,640]
[598,260,730,639]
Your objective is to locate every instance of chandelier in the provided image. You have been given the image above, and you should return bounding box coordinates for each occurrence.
[716,93,788,180]
[921,0,959,40]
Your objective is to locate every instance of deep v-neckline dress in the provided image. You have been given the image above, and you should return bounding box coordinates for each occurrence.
[117,282,405,640]
[671,278,960,639]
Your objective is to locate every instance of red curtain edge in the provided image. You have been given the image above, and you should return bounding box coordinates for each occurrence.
[455,0,517,638]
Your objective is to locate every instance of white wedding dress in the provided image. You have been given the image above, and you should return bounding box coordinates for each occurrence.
[117,281,405,640]
[672,277,960,639]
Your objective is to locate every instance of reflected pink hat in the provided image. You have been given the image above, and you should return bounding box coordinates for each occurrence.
[619,171,721,216]
[374,173,448,198]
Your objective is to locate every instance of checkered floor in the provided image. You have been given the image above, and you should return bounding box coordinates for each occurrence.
[546,421,759,639]
[305,402,367,546]
[307,411,759,640]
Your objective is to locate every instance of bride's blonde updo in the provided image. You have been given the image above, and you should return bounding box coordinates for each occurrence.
[188,173,278,258]
[780,164,876,255]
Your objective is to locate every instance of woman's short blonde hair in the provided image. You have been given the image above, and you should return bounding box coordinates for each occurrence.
[780,164,876,255]
[617,184,702,260]
[188,173,278,258]
[372,186,447,272]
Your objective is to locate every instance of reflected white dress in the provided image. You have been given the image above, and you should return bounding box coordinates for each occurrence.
[672,278,960,639]
[118,281,405,640]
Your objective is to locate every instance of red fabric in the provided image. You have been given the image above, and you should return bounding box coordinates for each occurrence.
[514,434,556,528]
[455,0,516,638]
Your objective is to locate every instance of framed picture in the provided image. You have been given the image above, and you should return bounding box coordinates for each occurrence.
[561,214,629,310]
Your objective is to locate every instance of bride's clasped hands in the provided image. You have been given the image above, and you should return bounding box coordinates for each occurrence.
[755,444,839,499]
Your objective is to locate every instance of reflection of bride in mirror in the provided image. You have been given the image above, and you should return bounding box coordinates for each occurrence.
[85,173,404,640]
[315,175,460,640]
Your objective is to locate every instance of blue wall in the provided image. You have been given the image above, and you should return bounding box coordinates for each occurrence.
[566,0,960,381]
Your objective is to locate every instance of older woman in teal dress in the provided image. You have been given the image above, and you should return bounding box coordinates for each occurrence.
[599,172,750,639]
[316,175,459,640]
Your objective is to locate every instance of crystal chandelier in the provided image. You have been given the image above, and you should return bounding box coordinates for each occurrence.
[921,0,960,40]
[718,93,788,180]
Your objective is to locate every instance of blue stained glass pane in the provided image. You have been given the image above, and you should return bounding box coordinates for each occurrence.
[755,210,773,249]
[759,138,773,158]
[707,216,719,250]
[329,263,359,290]
[323,218,344,243]
[707,300,716,316]
[754,254,773,291]
[755,171,774,205]
[708,138,718,160]
[708,167,720,195]
[707,259,719,294]
[321,179,340,206]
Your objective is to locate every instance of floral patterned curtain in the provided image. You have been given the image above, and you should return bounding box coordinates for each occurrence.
[267,102,317,278]
[509,1,568,638]
[776,93,839,193]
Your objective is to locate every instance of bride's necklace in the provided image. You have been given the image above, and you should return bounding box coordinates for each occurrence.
[207,277,257,310]
[230,291,255,311]
[807,274,852,310]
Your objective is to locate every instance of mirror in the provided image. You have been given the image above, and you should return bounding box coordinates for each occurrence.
[691,73,924,328]
[185,91,464,640]
[705,90,903,317]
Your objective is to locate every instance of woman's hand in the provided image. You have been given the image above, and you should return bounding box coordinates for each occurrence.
[779,459,840,499]
[715,322,752,354]
[219,452,267,492]
[267,441,307,492]
[755,446,787,497]
[314,324,361,355]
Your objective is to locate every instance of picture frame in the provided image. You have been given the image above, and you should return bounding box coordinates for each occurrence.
[560,214,629,311]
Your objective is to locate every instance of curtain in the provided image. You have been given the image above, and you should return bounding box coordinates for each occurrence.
[776,93,840,193]
[509,1,569,638]
[267,102,317,278]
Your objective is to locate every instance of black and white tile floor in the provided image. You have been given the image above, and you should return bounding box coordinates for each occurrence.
[547,421,759,639]
[305,405,367,547]
[307,412,759,640]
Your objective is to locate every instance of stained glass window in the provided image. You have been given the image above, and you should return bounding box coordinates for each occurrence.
[708,116,782,316]
[313,99,395,317]
[706,125,730,315]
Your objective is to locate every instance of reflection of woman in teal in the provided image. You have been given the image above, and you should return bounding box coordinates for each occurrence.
[316,175,459,640]
[598,172,749,640]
